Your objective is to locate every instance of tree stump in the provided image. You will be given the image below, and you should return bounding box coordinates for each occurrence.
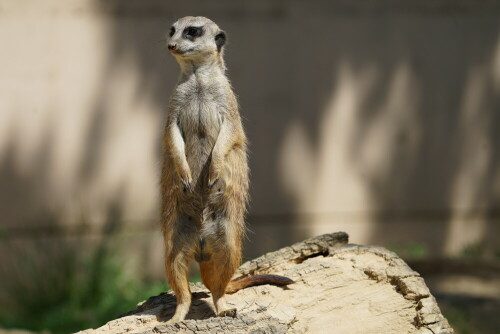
[75,232,453,334]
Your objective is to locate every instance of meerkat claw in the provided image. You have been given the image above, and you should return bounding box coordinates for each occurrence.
[181,178,193,192]
[218,308,237,318]
[208,177,219,188]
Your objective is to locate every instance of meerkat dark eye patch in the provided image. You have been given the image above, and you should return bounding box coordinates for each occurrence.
[215,31,226,51]
[183,26,203,40]
[169,26,175,37]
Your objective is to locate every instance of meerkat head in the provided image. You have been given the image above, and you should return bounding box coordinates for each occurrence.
[167,16,226,67]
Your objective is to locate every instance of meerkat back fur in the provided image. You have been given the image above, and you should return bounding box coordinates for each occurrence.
[162,16,292,322]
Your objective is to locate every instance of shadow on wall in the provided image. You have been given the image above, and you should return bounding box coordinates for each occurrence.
[0,189,166,333]
[0,1,499,273]
[278,10,500,256]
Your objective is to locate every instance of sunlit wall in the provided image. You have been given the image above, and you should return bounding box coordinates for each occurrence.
[1,1,499,276]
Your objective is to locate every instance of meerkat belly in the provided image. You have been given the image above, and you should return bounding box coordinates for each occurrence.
[179,101,222,185]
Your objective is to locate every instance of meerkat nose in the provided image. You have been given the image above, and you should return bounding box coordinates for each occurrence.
[168,43,177,51]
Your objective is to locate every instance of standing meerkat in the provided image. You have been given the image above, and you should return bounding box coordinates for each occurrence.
[162,16,292,322]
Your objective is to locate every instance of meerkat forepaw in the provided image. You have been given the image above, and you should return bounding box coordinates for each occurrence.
[208,176,219,188]
[182,178,194,192]
[179,170,193,192]
[208,163,222,188]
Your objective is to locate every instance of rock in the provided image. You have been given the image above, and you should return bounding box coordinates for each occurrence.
[0,330,46,334]
[74,232,453,334]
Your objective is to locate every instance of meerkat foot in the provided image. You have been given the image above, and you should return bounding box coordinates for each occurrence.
[218,308,237,318]
[167,301,190,323]
[167,313,186,323]
[214,296,236,317]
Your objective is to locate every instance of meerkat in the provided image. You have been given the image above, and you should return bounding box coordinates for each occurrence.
[161,16,292,322]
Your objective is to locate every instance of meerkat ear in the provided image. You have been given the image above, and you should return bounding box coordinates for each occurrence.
[215,31,226,51]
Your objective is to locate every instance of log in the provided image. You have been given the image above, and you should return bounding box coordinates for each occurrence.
[75,232,453,334]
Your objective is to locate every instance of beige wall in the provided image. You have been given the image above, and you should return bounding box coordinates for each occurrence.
[1,1,499,273]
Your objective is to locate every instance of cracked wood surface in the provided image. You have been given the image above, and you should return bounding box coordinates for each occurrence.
[75,232,453,334]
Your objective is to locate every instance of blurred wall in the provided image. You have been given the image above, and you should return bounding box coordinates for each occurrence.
[0,0,499,276]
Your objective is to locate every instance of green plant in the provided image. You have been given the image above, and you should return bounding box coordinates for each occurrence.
[462,242,485,258]
[0,239,167,334]
[387,242,428,259]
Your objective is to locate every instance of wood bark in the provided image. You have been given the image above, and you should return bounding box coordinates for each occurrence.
[75,232,453,334]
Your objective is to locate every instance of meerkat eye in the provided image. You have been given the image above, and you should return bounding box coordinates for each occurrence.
[183,26,203,40]
[187,27,198,36]
[169,27,175,37]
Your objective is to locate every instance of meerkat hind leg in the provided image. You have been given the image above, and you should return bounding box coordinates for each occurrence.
[165,230,196,322]
[199,253,237,318]
[166,253,192,322]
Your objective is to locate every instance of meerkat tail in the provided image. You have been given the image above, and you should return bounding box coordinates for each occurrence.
[225,275,294,294]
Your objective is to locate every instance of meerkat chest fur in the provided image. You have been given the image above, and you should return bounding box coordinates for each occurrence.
[171,68,230,181]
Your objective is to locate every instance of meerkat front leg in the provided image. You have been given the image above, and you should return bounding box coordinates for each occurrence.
[208,116,240,188]
[165,117,193,190]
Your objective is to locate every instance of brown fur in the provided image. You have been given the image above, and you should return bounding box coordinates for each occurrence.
[225,275,295,294]
[161,16,292,322]
[161,16,248,321]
